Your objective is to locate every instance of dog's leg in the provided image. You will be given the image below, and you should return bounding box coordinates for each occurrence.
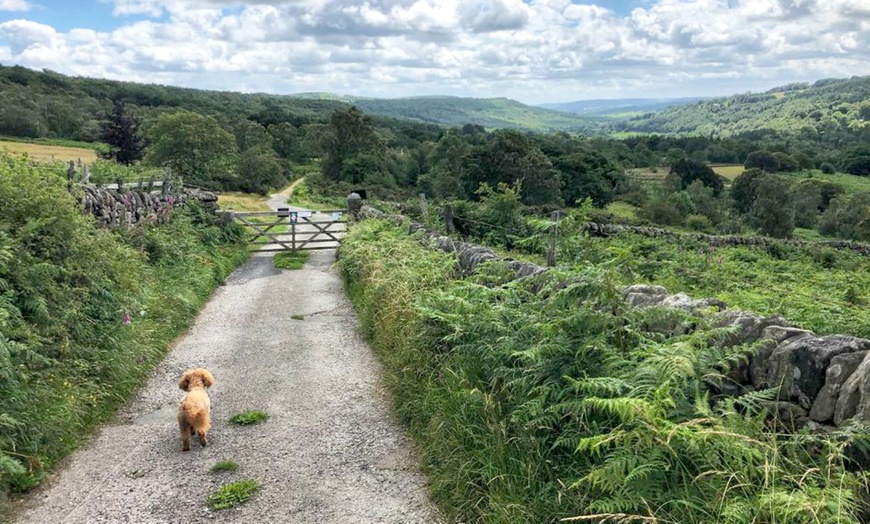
[197,429,208,447]
[180,421,191,452]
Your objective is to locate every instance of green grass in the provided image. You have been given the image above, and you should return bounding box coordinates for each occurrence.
[785,169,870,194]
[210,461,239,473]
[274,251,309,270]
[229,410,269,426]
[603,201,639,220]
[206,479,260,510]
[290,314,304,320]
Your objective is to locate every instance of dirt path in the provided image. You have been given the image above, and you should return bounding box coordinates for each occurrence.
[11,196,439,522]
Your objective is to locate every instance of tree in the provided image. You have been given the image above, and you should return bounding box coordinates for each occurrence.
[667,158,724,195]
[744,150,779,172]
[842,146,870,176]
[236,146,286,195]
[730,167,765,214]
[321,107,381,183]
[751,175,795,238]
[556,150,624,207]
[463,130,561,206]
[101,100,144,165]
[146,111,237,189]
[233,120,272,152]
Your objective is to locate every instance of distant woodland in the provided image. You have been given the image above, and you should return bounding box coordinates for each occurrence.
[1,65,869,240]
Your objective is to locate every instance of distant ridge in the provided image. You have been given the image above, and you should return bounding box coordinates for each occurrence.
[349,96,603,133]
[615,76,870,136]
[539,97,709,117]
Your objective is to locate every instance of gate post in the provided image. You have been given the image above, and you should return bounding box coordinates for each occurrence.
[347,192,362,220]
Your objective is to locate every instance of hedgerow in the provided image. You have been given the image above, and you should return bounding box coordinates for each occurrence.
[0,153,247,503]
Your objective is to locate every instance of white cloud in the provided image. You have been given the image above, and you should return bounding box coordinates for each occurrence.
[0,0,34,11]
[0,0,867,103]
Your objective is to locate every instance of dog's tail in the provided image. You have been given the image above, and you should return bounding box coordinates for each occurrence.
[189,406,211,432]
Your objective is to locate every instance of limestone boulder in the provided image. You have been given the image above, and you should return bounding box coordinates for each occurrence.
[810,351,867,423]
[752,334,870,409]
[623,284,668,308]
[834,351,870,426]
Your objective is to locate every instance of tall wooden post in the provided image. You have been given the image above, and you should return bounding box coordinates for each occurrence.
[419,193,428,220]
[66,161,76,192]
[162,167,172,196]
[444,205,455,235]
[547,210,561,267]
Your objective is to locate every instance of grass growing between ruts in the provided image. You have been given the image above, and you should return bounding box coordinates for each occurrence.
[274,250,309,270]
[206,479,260,510]
[338,218,868,524]
[230,410,269,426]
[210,461,240,473]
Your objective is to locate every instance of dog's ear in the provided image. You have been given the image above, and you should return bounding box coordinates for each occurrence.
[200,369,214,388]
[179,371,191,391]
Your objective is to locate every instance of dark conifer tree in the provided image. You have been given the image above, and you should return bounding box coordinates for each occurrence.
[101,100,144,165]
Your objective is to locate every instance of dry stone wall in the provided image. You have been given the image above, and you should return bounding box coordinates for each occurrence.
[357,204,870,433]
[81,185,218,228]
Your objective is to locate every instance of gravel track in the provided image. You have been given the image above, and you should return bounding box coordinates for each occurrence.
[11,208,439,522]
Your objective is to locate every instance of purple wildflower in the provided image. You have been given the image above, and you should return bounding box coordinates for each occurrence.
[123,311,131,325]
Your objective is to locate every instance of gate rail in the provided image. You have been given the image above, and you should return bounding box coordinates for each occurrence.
[222,208,347,252]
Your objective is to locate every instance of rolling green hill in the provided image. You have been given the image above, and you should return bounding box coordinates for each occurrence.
[539,97,707,117]
[351,96,604,133]
[617,76,870,138]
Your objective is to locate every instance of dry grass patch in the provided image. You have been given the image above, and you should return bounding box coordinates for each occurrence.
[0,140,98,163]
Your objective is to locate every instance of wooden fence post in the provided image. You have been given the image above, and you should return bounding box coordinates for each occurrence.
[444,205,455,235]
[547,210,561,267]
[66,161,76,192]
[419,193,428,220]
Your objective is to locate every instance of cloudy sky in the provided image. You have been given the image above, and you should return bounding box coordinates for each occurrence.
[0,0,867,104]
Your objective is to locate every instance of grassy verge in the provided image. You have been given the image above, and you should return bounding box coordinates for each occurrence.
[338,218,865,524]
[0,154,249,508]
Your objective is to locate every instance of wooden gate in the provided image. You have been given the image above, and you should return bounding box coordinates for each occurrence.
[225,208,347,252]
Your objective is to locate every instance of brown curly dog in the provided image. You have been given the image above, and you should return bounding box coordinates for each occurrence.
[177,368,214,451]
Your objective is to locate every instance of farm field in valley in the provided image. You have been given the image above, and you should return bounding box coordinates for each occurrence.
[0,139,99,163]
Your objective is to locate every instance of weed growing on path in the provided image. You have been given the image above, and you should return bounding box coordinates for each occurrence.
[206,479,260,510]
[290,314,305,320]
[230,411,269,425]
[274,251,309,270]
[210,461,239,473]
